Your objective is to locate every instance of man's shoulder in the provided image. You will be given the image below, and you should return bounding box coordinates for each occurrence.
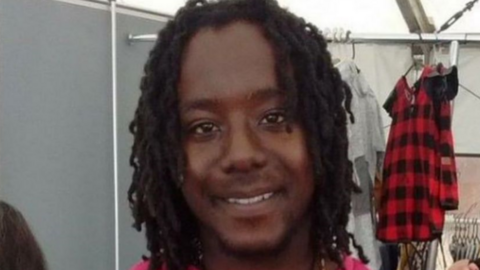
[129,261,199,270]
[129,260,151,270]
[130,257,368,270]
[343,256,371,270]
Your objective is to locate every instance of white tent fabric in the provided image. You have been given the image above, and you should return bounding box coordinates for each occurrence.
[450,48,480,155]
[118,0,480,33]
[422,0,480,33]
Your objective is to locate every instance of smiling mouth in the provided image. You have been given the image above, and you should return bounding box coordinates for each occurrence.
[224,192,275,205]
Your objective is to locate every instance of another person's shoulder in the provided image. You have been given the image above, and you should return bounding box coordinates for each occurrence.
[448,259,480,270]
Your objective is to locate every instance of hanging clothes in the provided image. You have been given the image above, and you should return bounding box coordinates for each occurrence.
[379,243,399,270]
[448,216,480,263]
[337,60,386,182]
[337,59,385,270]
[377,65,459,243]
[428,65,459,210]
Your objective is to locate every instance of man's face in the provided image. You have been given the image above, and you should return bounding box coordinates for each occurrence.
[178,21,315,256]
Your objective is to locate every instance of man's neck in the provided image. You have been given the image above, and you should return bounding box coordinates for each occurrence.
[202,246,315,270]
[201,227,315,270]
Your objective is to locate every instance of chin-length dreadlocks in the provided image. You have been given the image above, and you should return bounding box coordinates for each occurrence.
[128,1,367,270]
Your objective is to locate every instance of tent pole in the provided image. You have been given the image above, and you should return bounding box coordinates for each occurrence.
[110,1,120,270]
[128,32,480,44]
[425,39,460,270]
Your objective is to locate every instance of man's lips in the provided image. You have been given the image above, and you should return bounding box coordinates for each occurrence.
[224,192,275,205]
[212,188,284,206]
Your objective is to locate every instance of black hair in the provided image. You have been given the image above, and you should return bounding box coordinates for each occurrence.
[128,1,366,269]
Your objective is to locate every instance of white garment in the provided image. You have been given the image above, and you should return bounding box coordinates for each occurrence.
[337,59,385,182]
[337,59,385,270]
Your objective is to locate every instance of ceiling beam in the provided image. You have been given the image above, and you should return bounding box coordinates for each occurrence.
[396,0,436,64]
[396,0,436,33]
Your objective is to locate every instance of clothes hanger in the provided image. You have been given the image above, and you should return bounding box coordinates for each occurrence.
[345,30,356,60]
[458,214,466,260]
[350,41,360,73]
[351,42,356,60]
[471,218,478,260]
[403,33,426,78]
[462,217,470,260]
[467,218,475,260]
[469,217,480,260]
[403,44,417,78]
[324,28,341,65]
[457,215,464,261]
[451,215,460,261]
[432,32,443,66]
[461,203,478,260]
[476,219,480,258]
[475,217,480,257]
[472,218,479,259]
[460,214,473,260]
[470,218,477,259]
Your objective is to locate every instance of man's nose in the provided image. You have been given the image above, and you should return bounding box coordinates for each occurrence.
[220,126,267,174]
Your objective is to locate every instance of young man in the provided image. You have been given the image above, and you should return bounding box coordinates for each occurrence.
[128,1,369,270]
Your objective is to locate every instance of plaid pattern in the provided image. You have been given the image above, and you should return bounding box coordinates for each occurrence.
[438,93,459,210]
[434,65,459,210]
[377,66,458,243]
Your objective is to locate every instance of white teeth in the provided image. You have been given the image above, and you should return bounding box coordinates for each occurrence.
[226,192,274,205]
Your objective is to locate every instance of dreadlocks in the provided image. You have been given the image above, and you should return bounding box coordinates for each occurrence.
[128,1,366,270]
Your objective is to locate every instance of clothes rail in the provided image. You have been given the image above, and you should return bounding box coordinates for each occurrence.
[445,216,480,224]
[348,33,480,44]
[63,0,174,19]
[127,32,480,44]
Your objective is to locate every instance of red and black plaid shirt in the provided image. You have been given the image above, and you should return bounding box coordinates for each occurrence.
[437,84,459,209]
[377,66,459,243]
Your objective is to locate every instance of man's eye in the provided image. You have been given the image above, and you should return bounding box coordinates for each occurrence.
[190,122,219,135]
[260,111,286,125]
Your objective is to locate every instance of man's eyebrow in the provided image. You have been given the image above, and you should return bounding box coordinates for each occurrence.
[180,87,285,113]
[246,87,285,102]
[180,98,220,114]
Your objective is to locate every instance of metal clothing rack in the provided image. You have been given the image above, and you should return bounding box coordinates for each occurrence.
[127,32,480,44]
[441,214,480,268]
[445,215,480,225]
[423,38,460,270]
[345,33,480,44]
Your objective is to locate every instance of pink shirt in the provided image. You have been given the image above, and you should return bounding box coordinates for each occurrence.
[130,256,370,270]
